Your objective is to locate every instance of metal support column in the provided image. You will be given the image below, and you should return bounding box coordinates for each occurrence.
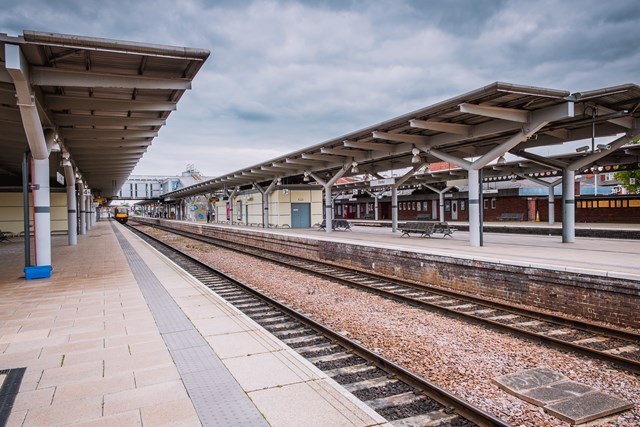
[78,182,86,235]
[33,158,52,266]
[468,169,481,247]
[85,192,92,231]
[254,181,276,228]
[63,161,77,245]
[324,186,333,232]
[562,169,575,243]
[391,187,398,232]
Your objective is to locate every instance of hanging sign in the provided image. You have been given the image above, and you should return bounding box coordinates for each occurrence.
[57,172,64,185]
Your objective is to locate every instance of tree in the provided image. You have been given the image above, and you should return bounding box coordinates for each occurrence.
[613,135,640,194]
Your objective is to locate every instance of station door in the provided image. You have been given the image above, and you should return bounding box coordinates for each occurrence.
[291,203,311,228]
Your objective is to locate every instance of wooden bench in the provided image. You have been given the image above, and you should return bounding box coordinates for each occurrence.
[497,213,524,221]
[316,219,352,231]
[400,222,435,237]
[415,213,431,221]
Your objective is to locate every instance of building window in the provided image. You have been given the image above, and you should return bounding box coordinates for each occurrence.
[484,199,488,209]
[460,200,466,211]
[491,198,496,209]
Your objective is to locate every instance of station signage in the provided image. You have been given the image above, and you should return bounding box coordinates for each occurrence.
[57,172,64,185]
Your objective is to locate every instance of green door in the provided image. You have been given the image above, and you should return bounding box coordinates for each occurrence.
[291,203,311,228]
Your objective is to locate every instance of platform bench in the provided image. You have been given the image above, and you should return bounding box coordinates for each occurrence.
[434,222,456,238]
[316,219,352,231]
[400,222,435,237]
[497,213,524,221]
[0,230,12,243]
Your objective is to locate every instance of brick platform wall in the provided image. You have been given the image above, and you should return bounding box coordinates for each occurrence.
[133,218,640,329]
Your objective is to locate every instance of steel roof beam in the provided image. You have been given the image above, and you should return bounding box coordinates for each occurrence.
[342,140,401,153]
[459,103,530,123]
[320,147,360,156]
[31,67,192,90]
[271,162,301,170]
[45,95,177,111]
[409,119,472,136]
[54,114,166,127]
[372,131,429,145]
[301,153,346,162]
[285,158,326,166]
[59,129,158,139]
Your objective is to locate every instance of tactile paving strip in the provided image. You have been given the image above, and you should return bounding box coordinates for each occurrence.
[0,368,26,426]
[112,224,267,426]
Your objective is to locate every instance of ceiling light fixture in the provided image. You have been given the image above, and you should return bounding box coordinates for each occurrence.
[351,161,359,174]
[411,147,421,164]
[497,155,506,165]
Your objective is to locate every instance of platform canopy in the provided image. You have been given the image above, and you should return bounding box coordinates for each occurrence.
[165,82,640,199]
[0,30,210,198]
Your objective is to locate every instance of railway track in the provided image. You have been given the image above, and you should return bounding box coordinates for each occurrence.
[133,220,640,375]
[126,223,510,427]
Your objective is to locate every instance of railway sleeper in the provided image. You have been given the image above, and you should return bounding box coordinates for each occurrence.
[343,376,401,393]
[269,325,310,335]
[306,351,353,364]
[297,342,342,355]
[324,363,377,378]
[251,315,290,324]
[364,391,423,410]
[280,333,325,345]
[390,410,461,427]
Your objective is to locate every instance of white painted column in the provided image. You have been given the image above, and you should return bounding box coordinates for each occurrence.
[374,194,379,221]
[439,193,445,222]
[324,186,333,233]
[33,158,51,266]
[391,187,398,232]
[562,169,575,243]
[85,192,92,231]
[63,163,77,245]
[78,181,86,235]
[468,169,481,247]
[548,191,556,225]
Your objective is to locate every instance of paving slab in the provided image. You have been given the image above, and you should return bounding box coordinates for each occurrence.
[493,367,634,425]
[492,367,567,393]
[545,391,635,425]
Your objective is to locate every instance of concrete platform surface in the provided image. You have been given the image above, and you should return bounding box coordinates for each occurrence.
[493,367,633,424]
[0,221,385,426]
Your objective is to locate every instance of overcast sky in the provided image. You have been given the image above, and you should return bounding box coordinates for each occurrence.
[2,0,639,177]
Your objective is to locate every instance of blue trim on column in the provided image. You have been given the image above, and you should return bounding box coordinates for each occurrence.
[68,209,76,213]
[468,199,479,204]
[34,206,50,213]
[564,200,575,204]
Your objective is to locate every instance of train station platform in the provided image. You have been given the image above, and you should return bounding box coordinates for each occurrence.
[0,221,384,426]
[281,221,640,279]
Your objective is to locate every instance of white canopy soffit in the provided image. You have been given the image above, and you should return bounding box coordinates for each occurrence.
[0,30,210,197]
[165,81,640,199]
